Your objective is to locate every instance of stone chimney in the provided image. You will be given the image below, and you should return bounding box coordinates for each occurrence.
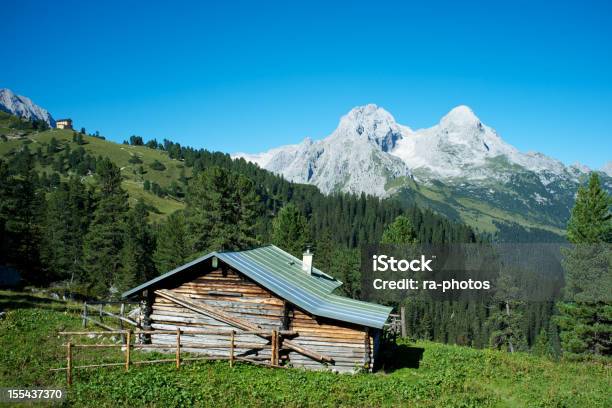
[302,247,313,275]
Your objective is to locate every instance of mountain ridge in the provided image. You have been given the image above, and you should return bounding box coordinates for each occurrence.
[1,88,608,238]
[234,104,611,235]
[0,88,55,127]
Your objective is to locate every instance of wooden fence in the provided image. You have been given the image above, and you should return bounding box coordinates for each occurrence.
[51,329,294,385]
[81,301,141,335]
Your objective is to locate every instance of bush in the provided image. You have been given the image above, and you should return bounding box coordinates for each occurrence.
[150,160,166,171]
[129,155,143,164]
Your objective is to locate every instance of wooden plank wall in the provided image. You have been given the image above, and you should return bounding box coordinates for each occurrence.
[287,308,374,373]
[147,267,375,372]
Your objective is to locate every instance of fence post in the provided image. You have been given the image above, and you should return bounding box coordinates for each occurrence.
[229,330,235,368]
[400,306,406,338]
[66,342,73,386]
[82,303,87,328]
[125,330,131,372]
[270,330,278,366]
[275,330,280,366]
[119,303,125,343]
[175,329,181,369]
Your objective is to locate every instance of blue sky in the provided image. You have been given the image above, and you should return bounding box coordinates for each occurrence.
[2,0,611,168]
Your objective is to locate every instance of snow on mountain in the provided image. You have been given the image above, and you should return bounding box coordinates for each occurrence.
[331,104,411,152]
[602,162,612,177]
[235,104,411,196]
[235,104,593,197]
[391,105,574,184]
[0,88,55,127]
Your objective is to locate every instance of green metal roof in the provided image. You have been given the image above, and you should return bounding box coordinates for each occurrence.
[123,245,392,329]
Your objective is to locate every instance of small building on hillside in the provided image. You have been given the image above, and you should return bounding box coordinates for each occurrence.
[55,118,73,129]
[123,245,392,373]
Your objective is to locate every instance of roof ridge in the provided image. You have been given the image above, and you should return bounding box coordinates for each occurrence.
[266,244,341,283]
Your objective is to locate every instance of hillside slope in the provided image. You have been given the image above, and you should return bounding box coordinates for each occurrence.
[1,291,610,407]
[0,113,186,220]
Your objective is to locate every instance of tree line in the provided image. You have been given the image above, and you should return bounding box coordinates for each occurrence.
[0,135,476,299]
[1,126,608,359]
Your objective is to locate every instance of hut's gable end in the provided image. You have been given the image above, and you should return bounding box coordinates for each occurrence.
[166,267,285,330]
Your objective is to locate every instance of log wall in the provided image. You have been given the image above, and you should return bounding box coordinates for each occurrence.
[144,266,377,372]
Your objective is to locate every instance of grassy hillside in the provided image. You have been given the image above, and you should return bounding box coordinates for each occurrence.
[0,291,609,407]
[391,176,567,238]
[0,119,186,220]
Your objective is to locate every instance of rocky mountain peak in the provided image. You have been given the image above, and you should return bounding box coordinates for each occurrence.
[335,104,406,152]
[439,105,481,129]
[0,88,55,127]
[234,103,606,197]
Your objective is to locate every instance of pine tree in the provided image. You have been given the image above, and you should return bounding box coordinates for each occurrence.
[186,166,261,252]
[117,199,156,292]
[0,159,11,265]
[40,177,91,286]
[329,248,361,298]
[381,215,418,244]
[2,147,45,283]
[488,269,527,353]
[154,210,192,273]
[82,158,129,297]
[271,203,310,257]
[313,228,334,272]
[566,173,612,244]
[555,174,611,357]
[532,328,553,358]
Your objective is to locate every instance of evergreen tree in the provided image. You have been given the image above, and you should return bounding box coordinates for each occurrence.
[271,203,310,257]
[488,269,527,353]
[0,159,11,265]
[47,137,59,154]
[118,200,156,291]
[2,147,45,283]
[555,173,611,357]
[82,158,129,297]
[129,135,144,146]
[381,215,418,244]
[150,160,166,171]
[154,211,192,273]
[186,166,261,252]
[329,248,361,298]
[40,177,91,285]
[532,328,553,358]
[75,133,84,145]
[313,229,334,272]
[566,173,612,244]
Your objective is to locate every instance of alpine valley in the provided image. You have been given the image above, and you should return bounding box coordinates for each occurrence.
[1,88,610,241]
[235,104,612,240]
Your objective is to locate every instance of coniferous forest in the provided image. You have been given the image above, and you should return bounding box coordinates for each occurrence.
[0,114,610,360]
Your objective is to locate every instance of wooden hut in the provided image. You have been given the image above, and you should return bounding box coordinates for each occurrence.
[123,245,392,373]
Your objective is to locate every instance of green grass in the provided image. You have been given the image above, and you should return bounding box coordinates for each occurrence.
[0,126,188,219]
[0,291,609,407]
[394,178,567,236]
